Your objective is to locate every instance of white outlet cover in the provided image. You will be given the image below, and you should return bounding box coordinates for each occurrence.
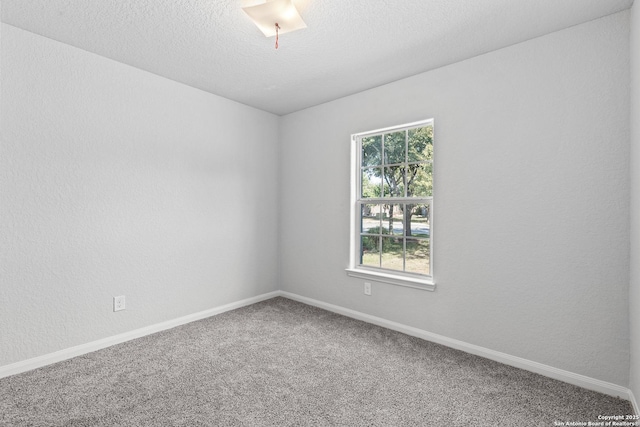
[113,295,126,312]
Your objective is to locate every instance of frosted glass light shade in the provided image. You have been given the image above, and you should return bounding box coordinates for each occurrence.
[242,0,306,37]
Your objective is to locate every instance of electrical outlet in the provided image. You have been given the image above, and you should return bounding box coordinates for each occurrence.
[113,295,126,312]
[364,282,371,296]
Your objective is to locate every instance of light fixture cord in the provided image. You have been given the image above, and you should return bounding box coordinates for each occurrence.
[275,23,280,49]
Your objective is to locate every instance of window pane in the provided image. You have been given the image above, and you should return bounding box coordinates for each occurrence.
[362,135,382,167]
[385,204,405,236]
[361,204,382,234]
[381,236,404,271]
[361,236,380,267]
[354,120,433,279]
[383,131,406,165]
[408,126,433,162]
[361,167,382,198]
[383,166,405,197]
[406,203,430,237]
[405,238,430,275]
[406,163,432,197]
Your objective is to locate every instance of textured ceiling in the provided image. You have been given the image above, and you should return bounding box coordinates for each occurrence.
[1,0,634,115]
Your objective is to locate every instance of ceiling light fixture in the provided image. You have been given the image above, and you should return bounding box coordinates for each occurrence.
[242,0,306,49]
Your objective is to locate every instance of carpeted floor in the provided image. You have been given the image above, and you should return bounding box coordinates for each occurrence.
[0,297,633,426]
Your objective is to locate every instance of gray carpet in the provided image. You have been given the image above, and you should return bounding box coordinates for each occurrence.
[0,297,633,426]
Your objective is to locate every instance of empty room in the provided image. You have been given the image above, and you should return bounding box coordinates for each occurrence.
[1,0,640,425]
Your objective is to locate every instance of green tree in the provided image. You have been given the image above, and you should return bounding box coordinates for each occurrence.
[362,126,433,235]
[361,173,382,198]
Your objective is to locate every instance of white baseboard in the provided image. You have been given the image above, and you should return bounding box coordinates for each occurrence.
[0,291,280,379]
[279,291,633,402]
[1,289,635,406]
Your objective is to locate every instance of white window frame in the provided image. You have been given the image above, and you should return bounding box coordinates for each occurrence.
[346,119,435,291]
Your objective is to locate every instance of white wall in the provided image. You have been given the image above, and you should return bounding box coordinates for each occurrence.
[0,24,279,366]
[629,0,640,406]
[280,11,630,386]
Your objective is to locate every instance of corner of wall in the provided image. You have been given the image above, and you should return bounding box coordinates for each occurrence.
[630,0,640,413]
[275,115,283,292]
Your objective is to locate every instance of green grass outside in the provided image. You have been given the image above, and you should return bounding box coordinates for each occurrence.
[361,238,430,275]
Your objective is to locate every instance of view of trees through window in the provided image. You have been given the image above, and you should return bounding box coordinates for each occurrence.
[357,122,433,276]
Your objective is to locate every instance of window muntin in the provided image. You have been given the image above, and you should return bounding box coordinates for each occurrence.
[353,120,433,282]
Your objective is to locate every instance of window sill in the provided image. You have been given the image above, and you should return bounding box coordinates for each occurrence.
[345,268,436,291]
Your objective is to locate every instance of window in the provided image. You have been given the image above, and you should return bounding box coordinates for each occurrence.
[347,119,434,291]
